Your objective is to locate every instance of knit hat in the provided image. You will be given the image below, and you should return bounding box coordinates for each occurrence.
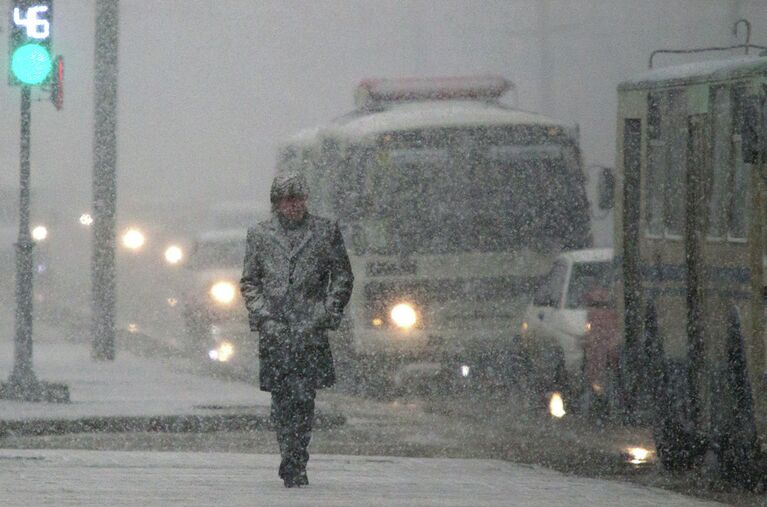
[270,173,308,204]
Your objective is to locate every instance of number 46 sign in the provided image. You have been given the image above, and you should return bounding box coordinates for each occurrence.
[14,3,50,39]
[9,0,54,86]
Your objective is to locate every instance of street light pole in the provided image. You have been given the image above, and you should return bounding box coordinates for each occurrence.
[92,0,120,360]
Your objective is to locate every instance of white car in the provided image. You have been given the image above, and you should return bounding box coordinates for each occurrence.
[521,248,615,389]
[180,229,253,367]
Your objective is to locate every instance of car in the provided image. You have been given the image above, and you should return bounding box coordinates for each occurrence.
[180,229,255,373]
[520,248,619,409]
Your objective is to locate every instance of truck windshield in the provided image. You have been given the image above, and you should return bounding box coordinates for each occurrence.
[359,141,590,255]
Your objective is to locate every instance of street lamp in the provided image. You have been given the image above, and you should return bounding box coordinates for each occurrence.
[79,213,94,226]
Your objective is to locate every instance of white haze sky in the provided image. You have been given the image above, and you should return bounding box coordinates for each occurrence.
[0,0,765,222]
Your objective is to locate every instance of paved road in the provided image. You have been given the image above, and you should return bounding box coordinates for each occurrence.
[0,449,721,506]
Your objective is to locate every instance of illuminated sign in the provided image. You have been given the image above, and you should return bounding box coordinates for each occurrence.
[13,4,50,39]
[9,1,53,85]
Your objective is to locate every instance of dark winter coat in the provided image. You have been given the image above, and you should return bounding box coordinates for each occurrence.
[240,214,354,392]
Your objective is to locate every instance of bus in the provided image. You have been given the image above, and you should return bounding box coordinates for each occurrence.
[615,54,766,478]
[277,76,593,393]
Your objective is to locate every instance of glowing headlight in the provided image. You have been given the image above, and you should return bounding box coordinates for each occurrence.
[390,303,417,329]
[79,213,94,226]
[210,281,236,305]
[209,341,234,362]
[31,225,48,241]
[122,228,146,250]
[626,447,654,465]
[164,245,183,265]
[549,391,566,418]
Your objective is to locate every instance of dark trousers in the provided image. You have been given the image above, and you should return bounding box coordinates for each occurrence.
[270,376,316,479]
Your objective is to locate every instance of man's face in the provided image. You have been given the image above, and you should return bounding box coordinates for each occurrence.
[276,195,308,222]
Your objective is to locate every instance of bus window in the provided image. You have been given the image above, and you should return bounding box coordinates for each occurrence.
[664,90,686,238]
[646,93,664,236]
[648,92,661,141]
[708,86,731,239]
[729,86,750,240]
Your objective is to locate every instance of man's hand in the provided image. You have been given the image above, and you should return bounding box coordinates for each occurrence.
[292,302,330,343]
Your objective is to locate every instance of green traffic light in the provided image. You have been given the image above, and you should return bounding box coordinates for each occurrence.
[11,43,52,85]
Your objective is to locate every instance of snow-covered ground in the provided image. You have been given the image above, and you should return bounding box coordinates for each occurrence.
[0,339,270,421]
[0,449,721,506]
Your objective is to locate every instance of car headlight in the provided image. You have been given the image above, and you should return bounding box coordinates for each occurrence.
[390,302,417,329]
[32,225,48,242]
[122,228,146,251]
[164,245,184,265]
[210,281,236,305]
[209,341,234,362]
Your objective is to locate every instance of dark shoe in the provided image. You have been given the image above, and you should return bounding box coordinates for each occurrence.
[283,472,308,488]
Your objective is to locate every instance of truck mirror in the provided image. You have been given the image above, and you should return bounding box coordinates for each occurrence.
[597,167,615,210]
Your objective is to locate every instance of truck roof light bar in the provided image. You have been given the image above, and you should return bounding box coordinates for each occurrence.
[355,75,513,110]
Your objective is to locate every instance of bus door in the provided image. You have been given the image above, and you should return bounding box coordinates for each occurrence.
[703,83,766,427]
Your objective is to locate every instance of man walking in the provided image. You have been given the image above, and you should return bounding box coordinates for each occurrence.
[240,173,354,488]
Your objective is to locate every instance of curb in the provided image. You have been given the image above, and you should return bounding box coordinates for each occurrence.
[0,410,346,438]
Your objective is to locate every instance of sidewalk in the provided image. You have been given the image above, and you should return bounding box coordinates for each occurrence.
[0,327,341,436]
[0,449,721,506]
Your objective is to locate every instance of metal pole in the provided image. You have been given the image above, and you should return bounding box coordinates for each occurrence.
[92,0,119,360]
[7,86,39,395]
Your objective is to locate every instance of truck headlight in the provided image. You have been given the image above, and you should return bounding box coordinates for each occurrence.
[210,281,236,305]
[390,302,417,329]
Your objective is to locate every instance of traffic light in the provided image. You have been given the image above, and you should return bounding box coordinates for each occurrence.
[9,0,53,86]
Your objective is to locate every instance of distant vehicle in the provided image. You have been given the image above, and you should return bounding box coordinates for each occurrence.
[521,248,617,403]
[180,229,254,371]
[276,76,595,394]
[114,200,268,358]
[615,52,766,469]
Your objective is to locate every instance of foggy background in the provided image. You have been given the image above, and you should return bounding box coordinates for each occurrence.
[1,0,766,248]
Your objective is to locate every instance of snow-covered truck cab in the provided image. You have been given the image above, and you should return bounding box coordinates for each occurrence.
[277,76,592,392]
